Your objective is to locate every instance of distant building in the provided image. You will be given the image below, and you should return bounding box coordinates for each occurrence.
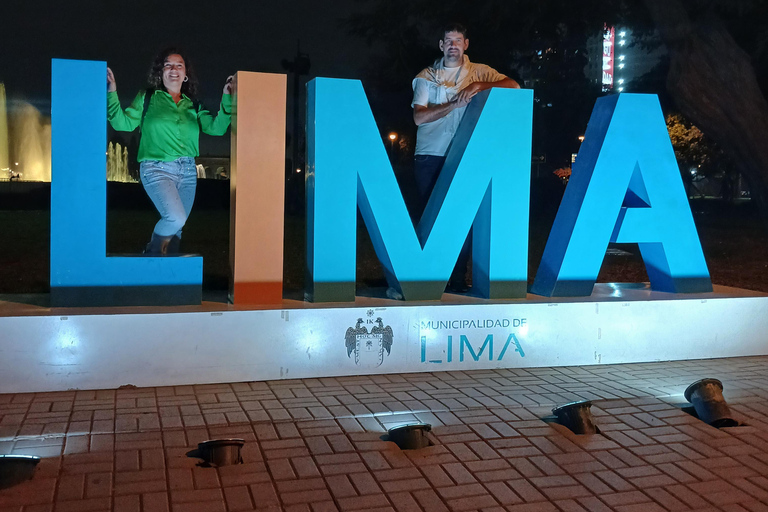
[585,26,665,93]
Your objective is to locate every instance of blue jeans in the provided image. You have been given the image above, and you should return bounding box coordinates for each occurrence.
[140,157,197,238]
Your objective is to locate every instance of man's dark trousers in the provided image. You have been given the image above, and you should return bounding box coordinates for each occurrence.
[414,154,471,288]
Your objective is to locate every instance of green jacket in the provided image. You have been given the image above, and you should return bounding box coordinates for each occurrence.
[107,89,231,162]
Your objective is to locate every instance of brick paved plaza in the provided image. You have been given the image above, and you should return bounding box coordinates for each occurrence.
[1,356,768,512]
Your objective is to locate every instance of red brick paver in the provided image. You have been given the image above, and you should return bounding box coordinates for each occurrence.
[1,356,768,511]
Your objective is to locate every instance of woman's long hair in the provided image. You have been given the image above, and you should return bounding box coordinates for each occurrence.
[147,47,199,98]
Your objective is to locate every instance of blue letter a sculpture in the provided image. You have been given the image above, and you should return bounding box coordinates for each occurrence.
[532,94,712,296]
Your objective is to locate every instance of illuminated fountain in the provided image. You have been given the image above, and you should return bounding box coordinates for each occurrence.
[0,85,52,182]
[1,83,136,183]
[0,84,9,177]
[107,141,136,182]
[12,101,51,182]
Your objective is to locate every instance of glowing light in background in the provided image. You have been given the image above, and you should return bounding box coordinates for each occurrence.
[6,98,52,181]
[0,84,8,174]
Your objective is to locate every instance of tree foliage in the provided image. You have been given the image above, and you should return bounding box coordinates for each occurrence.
[666,114,709,173]
[643,0,768,221]
[346,0,768,224]
[344,0,634,166]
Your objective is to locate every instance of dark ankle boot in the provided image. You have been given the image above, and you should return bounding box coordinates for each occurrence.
[446,277,470,293]
[143,232,173,255]
[167,235,181,254]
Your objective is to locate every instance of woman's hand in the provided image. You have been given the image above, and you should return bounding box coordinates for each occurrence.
[107,67,117,93]
[223,75,234,94]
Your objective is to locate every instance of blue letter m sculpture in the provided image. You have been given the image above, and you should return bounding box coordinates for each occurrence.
[532,94,712,296]
[306,78,533,301]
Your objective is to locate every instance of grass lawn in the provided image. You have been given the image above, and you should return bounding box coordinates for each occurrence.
[1,189,767,297]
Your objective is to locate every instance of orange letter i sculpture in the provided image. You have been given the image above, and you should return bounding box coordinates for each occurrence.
[230,72,287,304]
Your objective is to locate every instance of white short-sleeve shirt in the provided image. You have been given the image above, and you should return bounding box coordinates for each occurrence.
[412,56,507,156]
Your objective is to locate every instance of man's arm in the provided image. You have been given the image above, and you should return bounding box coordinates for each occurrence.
[455,77,520,103]
[412,76,469,126]
[413,97,470,126]
[413,77,520,126]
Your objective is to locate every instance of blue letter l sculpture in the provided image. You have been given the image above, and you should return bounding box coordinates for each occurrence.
[51,59,202,306]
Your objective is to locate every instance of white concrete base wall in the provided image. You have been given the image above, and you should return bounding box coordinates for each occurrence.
[1,293,767,393]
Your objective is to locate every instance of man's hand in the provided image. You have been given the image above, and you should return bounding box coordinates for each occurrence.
[455,82,484,103]
[107,67,117,93]
[453,94,472,108]
[413,77,520,126]
[455,77,521,104]
[413,91,472,125]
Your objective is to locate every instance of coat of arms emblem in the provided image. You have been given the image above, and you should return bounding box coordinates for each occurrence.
[344,311,394,368]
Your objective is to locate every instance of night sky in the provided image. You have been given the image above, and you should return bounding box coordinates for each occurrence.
[2,0,376,108]
[1,0,398,159]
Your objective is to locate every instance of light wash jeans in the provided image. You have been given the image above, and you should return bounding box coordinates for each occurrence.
[139,157,197,238]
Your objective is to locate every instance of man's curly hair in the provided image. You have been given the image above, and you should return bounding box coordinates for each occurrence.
[442,23,468,39]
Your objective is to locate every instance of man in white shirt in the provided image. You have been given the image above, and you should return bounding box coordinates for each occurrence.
[412,23,519,293]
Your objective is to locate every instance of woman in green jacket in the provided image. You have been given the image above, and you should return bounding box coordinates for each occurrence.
[107,47,232,254]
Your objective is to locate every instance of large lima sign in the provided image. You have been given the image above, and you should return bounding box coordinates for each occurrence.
[49,59,711,307]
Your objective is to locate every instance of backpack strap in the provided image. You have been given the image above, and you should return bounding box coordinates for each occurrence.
[191,99,203,127]
[191,99,202,123]
[140,88,155,130]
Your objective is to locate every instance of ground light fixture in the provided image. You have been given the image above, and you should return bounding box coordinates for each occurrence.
[387,423,432,450]
[684,378,738,428]
[196,439,245,467]
[0,455,40,489]
[552,400,599,434]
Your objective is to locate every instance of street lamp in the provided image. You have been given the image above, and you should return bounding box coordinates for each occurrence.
[388,132,397,159]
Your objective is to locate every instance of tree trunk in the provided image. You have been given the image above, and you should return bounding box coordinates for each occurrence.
[644,0,768,226]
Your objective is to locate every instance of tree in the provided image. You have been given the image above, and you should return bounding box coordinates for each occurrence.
[666,114,708,170]
[344,0,621,168]
[345,0,768,224]
[641,0,768,218]
[667,113,739,200]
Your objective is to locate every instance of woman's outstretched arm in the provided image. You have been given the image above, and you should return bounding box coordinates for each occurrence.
[198,75,233,136]
[106,67,143,132]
